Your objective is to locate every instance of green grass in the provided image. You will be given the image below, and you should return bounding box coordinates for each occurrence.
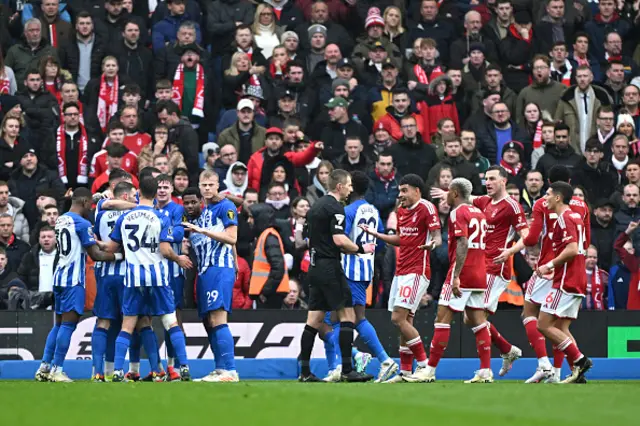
[2,381,639,426]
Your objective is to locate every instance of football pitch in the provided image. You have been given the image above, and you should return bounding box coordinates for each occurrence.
[2,381,639,426]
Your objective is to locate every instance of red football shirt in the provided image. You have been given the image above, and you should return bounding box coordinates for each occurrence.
[552,208,587,296]
[445,203,487,290]
[524,196,590,268]
[396,199,441,277]
[89,149,138,178]
[103,132,151,155]
[473,195,528,280]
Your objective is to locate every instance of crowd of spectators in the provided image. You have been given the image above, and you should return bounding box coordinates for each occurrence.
[2,0,640,311]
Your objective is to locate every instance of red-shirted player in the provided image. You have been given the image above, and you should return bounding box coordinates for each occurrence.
[535,182,592,383]
[406,177,492,383]
[506,165,591,383]
[435,165,529,376]
[361,174,441,383]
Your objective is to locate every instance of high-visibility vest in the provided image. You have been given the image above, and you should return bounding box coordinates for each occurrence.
[499,257,524,306]
[249,228,290,296]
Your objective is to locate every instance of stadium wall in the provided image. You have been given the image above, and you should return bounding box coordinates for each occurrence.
[1,309,639,380]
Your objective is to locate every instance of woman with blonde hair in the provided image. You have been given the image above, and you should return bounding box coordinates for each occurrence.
[222,52,271,110]
[383,6,407,52]
[252,3,283,59]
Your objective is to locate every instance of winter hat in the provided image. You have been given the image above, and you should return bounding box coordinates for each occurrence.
[502,140,525,159]
[245,84,264,100]
[14,141,37,160]
[308,24,327,41]
[365,7,385,29]
[280,31,299,44]
[469,42,485,55]
[514,9,531,25]
[617,113,636,130]
[0,95,21,113]
[331,78,350,92]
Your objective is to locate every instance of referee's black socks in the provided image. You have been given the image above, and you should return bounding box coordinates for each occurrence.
[299,325,318,376]
[339,322,355,374]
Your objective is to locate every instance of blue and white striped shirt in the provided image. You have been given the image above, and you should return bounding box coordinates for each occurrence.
[94,199,128,277]
[110,206,174,287]
[341,199,384,282]
[53,213,96,288]
[157,201,185,279]
[189,199,237,274]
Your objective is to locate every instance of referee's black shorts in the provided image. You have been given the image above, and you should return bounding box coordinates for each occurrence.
[307,258,352,312]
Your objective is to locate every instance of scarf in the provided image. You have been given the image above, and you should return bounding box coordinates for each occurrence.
[598,127,615,145]
[265,196,290,210]
[631,141,640,157]
[0,70,10,95]
[413,63,443,84]
[551,60,572,86]
[573,54,589,67]
[97,74,118,133]
[49,23,58,48]
[375,167,396,189]
[585,267,604,310]
[605,52,622,62]
[611,155,629,171]
[532,119,543,149]
[171,63,205,118]
[500,159,523,176]
[59,101,84,125]
[312,175,327,195]
[56,124,89,184]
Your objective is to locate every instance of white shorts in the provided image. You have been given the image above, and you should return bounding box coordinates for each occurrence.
[525,276,553,305]
[484,274,510,314]
[438,282,485,312]
[388,274,429,314]
[540,288,583,320]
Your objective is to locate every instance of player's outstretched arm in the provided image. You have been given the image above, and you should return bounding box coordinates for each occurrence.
[160,242,194,269]
[87,244,117,262]
[99,200,138,211]
[182,222,238,245]
[359,224,401,246]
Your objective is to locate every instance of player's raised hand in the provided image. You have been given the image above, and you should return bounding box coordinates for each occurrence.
[177,255,193,269]
[452,277,462,298]
[419,241,436,251]
[430,187,448,200]
[493,248,511,264]
[182,222,204,234]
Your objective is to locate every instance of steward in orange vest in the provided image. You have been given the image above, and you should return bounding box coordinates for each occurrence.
[249,204,290,308]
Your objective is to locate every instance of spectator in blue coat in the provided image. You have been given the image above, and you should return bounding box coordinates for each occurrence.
[152,0,202,53]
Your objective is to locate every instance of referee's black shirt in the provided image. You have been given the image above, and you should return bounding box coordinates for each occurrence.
[306,194,346,259]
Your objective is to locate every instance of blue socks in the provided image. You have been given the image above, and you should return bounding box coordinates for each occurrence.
[129,330,141,364]
[213,324,235,371]
[52,322,76,369]
[140,326,161,373]
[114,331,132,371]
[208,327,224,370]
[356,319,390,362]
[168,326,188,367]
[43,324,60,364]
[323,329,339,370]
[91,327,108,375]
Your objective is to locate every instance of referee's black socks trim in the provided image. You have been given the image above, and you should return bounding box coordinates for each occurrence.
[339,322,355,374]
[299,325,318,376]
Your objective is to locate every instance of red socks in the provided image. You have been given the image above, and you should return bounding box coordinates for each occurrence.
[558,338,583,365]
[399,346,414,373]
[472,323,492,369]
[428,323,450,368]
[488,322,512,354]
[406,336,427,365]
[523,317,547,359]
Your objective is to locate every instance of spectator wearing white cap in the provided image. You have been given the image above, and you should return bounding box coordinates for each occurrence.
[352,7,402,72]
[218,98,267,165]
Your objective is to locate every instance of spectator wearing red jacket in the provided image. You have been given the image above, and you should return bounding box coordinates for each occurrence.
[90,122,138,179]
[374,87,424,141]
[232,256,252,309]
[247,127,323,191]
[422,75,460,138]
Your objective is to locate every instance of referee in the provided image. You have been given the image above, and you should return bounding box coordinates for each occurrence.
[298,169,375,382]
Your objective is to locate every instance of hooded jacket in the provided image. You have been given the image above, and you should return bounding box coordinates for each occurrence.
[590,214,616,272]
[422,75,460,137]
[247,142,320,193]
[249,203,286,297]
[220,161,249,197]
[2,197,30,243]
